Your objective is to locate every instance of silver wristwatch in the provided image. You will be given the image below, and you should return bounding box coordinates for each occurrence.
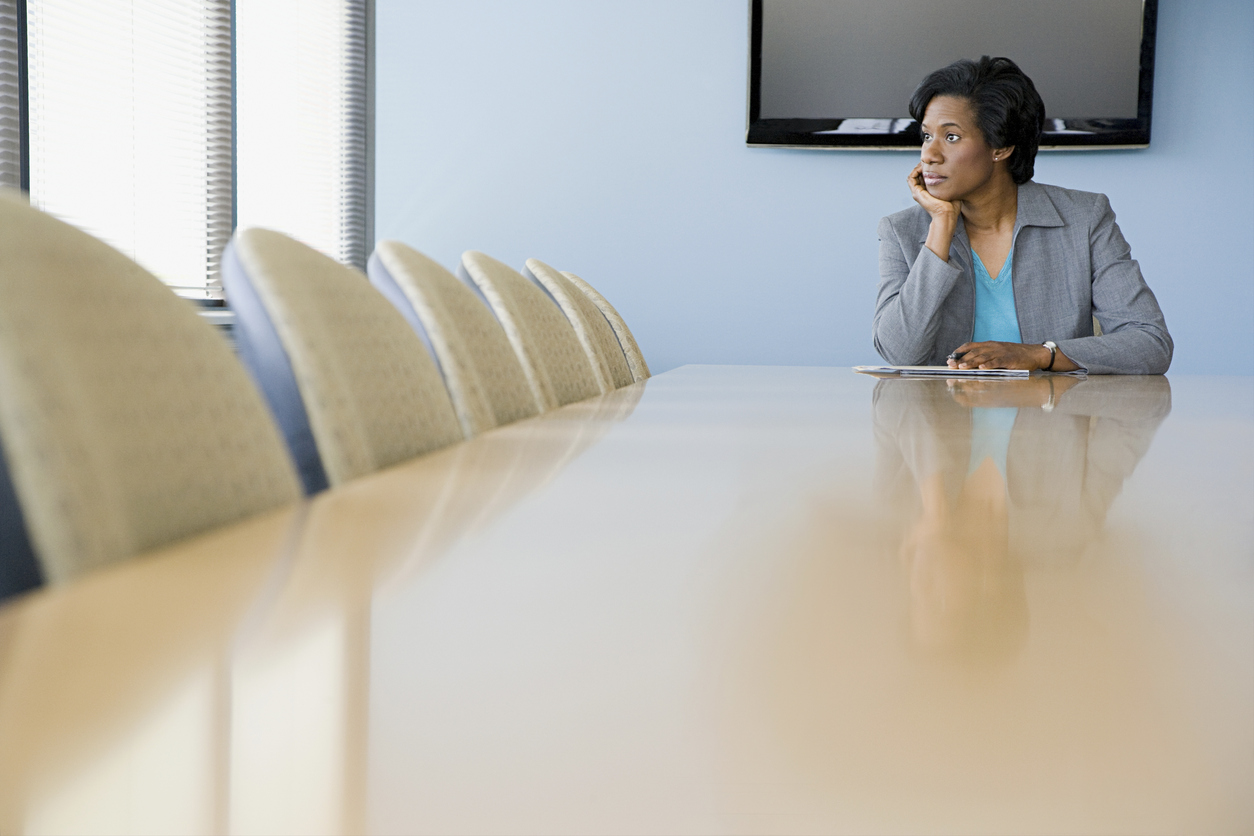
[1042,340,1058,371]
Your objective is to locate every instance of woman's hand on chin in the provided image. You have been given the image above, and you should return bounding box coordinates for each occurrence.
[947,341,1055,371]
[909,163,961,261]
[908,162,962,223]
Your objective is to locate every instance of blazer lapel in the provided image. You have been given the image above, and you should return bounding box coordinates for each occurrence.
[1014,181,1065,234]
[951,215,971,272]
[1012,181,1067,343]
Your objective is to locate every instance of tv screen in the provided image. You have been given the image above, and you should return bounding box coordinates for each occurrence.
[747,0,1157,149]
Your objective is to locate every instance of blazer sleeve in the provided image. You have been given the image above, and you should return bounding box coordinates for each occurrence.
[1055,195,1173,374]
[873,216,964,365]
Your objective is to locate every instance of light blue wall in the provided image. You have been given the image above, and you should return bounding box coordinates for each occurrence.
[377,0,1253,375]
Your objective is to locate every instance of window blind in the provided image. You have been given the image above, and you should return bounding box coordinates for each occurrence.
[0,0,20,192]
[26,0,232,298]
[236,0,370,270]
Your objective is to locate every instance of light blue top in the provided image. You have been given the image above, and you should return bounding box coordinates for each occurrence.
[971,247,1022,344]
[968,406,1018,478]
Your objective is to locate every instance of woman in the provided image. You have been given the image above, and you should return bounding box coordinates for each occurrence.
[874,57,1172,374]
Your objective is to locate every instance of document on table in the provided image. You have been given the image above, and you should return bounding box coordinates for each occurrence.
[854,365,1031,378]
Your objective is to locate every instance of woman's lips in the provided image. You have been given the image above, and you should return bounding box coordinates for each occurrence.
[923,173,946,186]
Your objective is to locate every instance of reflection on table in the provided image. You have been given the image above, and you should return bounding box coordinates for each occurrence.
[0,367,1249,835]
[873,375,1171,663]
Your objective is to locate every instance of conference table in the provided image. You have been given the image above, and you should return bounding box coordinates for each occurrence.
[0,365,1250,834]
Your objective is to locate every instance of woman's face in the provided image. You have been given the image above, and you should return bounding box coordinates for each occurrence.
[919,95,1002,201]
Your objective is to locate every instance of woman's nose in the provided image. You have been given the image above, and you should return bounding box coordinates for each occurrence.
[921,140,941,164]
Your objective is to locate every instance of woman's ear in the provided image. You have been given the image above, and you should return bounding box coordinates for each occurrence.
[992,146,1015,163]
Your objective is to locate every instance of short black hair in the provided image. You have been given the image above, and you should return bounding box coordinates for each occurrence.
[908,56,1045,185]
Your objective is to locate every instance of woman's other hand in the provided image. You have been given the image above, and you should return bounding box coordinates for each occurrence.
[909,163,962,262]
[947,340,1076,371]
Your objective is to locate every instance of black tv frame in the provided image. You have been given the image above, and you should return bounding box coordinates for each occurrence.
[746,0,1158,151]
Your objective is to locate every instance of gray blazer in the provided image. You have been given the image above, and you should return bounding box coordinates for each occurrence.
[874,181,1172,374]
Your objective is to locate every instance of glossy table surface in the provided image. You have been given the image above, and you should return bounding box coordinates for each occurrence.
[1,366,1251,834]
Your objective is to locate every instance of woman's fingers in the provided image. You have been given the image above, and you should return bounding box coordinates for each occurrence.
[909,163,961,222]
[963,348,1003,369]
[950,342,1043,370]
[907,164,926,197]
[957,351,992,369]
[948,342,976,368]
[953,341,1009,369]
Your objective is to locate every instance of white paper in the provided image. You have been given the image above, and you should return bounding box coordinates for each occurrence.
[854,365,1032,378]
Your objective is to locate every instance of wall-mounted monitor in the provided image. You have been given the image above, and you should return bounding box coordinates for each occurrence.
[747,0,1158,150]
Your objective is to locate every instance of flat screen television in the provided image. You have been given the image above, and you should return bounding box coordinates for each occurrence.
[747,0,1157,150]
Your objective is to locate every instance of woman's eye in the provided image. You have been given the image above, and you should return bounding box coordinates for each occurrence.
[946,133,960,142]
[921,133,932,142]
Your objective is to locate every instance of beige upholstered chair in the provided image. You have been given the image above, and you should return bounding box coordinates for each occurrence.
[459,251,600,411]
[368,241,538,437]
[523,258,633,393]
[223,229,464,491]
[560,270,650,383]
[0,192,302,587]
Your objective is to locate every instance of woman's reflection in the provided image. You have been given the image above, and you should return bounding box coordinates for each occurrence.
[874,375,1171,664]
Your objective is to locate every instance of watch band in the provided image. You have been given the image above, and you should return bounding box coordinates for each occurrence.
[1042,340,1058,371]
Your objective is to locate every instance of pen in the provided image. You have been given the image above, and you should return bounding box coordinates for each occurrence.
[947,351,965,361]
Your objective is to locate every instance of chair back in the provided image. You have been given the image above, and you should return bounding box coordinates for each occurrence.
[0,193,301,584]
[458,251,600,411]
[368,241,538,436]
[560,271,650,382]
[223,228,463,490]
[523,258,633,392]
